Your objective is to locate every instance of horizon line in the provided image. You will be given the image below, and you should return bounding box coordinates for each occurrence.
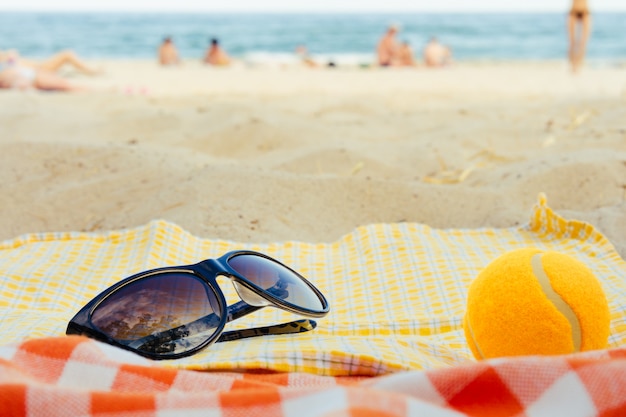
[3,8,626,13]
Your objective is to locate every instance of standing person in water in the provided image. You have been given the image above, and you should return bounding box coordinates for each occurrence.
[568,0,592,72]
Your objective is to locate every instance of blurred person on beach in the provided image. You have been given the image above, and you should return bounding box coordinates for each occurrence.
[376,24,400,66]
[423,37,453,68]
[295,45,318,68]
[397,41,416,67]
[0,49,96,91]
[158,36,180,66]
[204,38,231,66]
[568,0,591,72]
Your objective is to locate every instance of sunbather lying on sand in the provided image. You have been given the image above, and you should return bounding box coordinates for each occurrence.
[0,49,98,91]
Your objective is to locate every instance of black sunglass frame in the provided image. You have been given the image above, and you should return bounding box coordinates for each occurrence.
[66,250,329,360]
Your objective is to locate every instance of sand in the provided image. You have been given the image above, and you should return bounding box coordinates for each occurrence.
[1,60,625,257]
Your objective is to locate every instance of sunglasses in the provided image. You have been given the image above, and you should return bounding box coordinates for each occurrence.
[66,250,329,360]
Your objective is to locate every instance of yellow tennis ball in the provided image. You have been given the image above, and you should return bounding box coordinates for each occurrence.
[464,248,610,360]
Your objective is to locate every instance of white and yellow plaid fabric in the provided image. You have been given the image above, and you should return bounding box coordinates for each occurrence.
[1,194,625,376]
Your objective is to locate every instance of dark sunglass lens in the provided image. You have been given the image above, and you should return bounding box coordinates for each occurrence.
[228,254,323,311]
[91,273,222,356]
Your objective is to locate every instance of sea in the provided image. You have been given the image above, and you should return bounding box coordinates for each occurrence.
[0,12,625,65]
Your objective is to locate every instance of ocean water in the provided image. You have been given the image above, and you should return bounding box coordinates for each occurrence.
[0,12,625,65]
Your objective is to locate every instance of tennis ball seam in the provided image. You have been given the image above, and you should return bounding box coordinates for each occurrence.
[531,253,582,352]
[465,315,485,360]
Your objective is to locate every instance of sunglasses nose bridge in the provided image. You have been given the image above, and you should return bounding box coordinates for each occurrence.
[200,259,271,307]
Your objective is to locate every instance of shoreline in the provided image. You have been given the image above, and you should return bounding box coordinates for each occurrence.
[53,59,626,98]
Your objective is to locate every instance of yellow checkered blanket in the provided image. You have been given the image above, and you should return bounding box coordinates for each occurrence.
[1,194,625,376]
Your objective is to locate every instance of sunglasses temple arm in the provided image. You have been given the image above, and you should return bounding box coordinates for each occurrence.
[216,319,317,343]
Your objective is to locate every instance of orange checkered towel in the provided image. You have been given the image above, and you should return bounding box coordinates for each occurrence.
[1,336,625,416]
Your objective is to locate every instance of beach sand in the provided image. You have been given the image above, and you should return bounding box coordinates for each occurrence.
[1,60,625,257]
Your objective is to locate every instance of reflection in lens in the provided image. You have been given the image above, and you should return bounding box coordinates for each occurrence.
[228,254,324,311]
[91,273,221,355]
